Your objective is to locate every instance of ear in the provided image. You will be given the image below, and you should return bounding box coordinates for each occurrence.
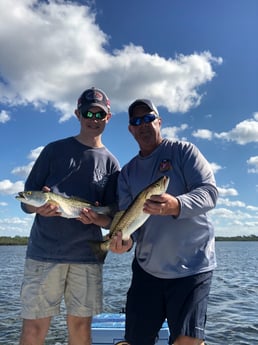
[105,112,112,122]
[74,109,80,120]
[128,124,133,134]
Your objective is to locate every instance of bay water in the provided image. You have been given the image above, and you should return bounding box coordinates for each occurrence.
[0,242,257,344]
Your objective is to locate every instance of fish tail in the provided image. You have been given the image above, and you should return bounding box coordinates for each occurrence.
[88,239,109,262]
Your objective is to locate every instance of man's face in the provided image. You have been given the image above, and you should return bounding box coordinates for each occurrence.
[129,105,162,155]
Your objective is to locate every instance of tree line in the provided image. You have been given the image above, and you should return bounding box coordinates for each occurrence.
[0,235,258,245]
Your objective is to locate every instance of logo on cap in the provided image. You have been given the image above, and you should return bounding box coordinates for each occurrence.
[85,89,104,102]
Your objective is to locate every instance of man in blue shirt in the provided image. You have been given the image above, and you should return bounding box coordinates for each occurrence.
[110,99,218,345]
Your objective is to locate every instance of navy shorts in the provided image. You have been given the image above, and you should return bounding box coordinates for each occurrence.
[125,259,213,345]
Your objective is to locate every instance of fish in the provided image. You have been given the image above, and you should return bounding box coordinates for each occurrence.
[91,175,170,261]
[15,190,115,218]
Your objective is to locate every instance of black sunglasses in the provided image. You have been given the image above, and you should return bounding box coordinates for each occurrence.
[129,114,158,126]
[81,110,107,120]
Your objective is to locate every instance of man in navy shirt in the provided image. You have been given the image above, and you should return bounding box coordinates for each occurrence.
[19,87,120,345]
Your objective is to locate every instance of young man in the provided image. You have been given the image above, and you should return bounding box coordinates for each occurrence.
[19,87,120,345]
[110,99,218,345]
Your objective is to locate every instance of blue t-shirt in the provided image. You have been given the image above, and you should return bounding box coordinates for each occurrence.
[118,139,218,278]
[23,137,120,263]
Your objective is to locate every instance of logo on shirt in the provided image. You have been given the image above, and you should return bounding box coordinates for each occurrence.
[159,159,172,172]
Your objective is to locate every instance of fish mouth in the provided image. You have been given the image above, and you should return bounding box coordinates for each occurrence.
[17,192,25,199]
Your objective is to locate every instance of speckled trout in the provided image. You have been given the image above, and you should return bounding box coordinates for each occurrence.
[15,191,114,218]
[92,175,170,260]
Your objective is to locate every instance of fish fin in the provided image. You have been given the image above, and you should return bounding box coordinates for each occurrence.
[48,200,60,207]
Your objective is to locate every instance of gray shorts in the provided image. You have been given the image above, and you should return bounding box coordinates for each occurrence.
[20,259,103,319]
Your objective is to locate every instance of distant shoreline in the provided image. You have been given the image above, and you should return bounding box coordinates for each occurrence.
[0,235,258,245]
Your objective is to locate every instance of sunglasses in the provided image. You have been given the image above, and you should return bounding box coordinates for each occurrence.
[81,110,107,120]
[129,114,158,126]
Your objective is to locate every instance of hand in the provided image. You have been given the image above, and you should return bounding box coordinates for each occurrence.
[109,231,133,254]
[78,208,112,228]
[24,186,61,217]
[34,202,61,217]
[143,193,180,217]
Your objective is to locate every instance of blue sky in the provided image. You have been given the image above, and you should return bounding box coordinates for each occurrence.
[0,0,258,237]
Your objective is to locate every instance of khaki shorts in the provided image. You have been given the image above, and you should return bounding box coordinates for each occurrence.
[20,259,103,319]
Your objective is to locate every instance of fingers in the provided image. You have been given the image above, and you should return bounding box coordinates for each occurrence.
[37,203,61,217]
[78,208,96,224]
[109,232,132,254]
[143,200,164,215]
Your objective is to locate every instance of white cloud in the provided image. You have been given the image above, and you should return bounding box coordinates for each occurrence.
[192,129,213,140]
[209,162,222,174]
[0,110,10,123]
[11,162,34,179]
[247,156,258,174]
[0,216,33,237]
[217,186,238,197]
[214,113,258,145]
[0,179,24,195]
[161,124,188,141]
[0,0,222,122]
[28,146,44,160]
[217,198,246,208]
[11,146,44,178]
[0,202,8,207]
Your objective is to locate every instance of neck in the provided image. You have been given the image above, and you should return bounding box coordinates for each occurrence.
[75,134,103,148]
[140,138,163,157]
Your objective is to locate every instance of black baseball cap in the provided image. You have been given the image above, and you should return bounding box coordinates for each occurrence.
[77,87,111,113]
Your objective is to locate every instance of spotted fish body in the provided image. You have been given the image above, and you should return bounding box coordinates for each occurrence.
[15,191,114,218]
[92,176,170,260]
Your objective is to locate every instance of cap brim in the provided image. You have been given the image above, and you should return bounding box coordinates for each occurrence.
[81,103,109,113]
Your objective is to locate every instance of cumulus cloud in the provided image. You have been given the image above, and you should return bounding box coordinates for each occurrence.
[214,113,258,145]
[192,129,213,140]
[161,124,188,141]
[11,146,44,178]
[0,0,222,122]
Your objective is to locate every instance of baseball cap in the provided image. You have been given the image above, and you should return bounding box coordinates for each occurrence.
[128,99,159,117]
[77,87,111,113]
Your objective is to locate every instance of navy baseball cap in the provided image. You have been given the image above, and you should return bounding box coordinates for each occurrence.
[77,87,111,113]
[128,99,159,117]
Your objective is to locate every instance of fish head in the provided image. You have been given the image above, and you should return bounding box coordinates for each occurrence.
[15,191,49,207]
[145,176,170,198]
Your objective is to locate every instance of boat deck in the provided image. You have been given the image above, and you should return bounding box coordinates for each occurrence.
[92,313,169,345]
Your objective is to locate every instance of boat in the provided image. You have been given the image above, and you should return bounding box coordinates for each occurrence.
[92,313,169,345]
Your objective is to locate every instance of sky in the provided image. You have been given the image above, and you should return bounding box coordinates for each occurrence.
[0,0,258,238]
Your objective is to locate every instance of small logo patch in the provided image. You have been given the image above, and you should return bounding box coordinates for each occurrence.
[159,159,172,172]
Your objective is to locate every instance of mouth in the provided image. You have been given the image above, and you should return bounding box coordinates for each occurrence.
[87,123,101,129]
[18,192,26,200]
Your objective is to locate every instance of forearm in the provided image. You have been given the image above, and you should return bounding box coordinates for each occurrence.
[177,185,218,219]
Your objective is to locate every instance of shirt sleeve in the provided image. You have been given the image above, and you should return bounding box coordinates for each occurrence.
[176,143,218,219]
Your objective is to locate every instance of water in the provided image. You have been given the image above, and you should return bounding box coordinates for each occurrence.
[0,242,257,344]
